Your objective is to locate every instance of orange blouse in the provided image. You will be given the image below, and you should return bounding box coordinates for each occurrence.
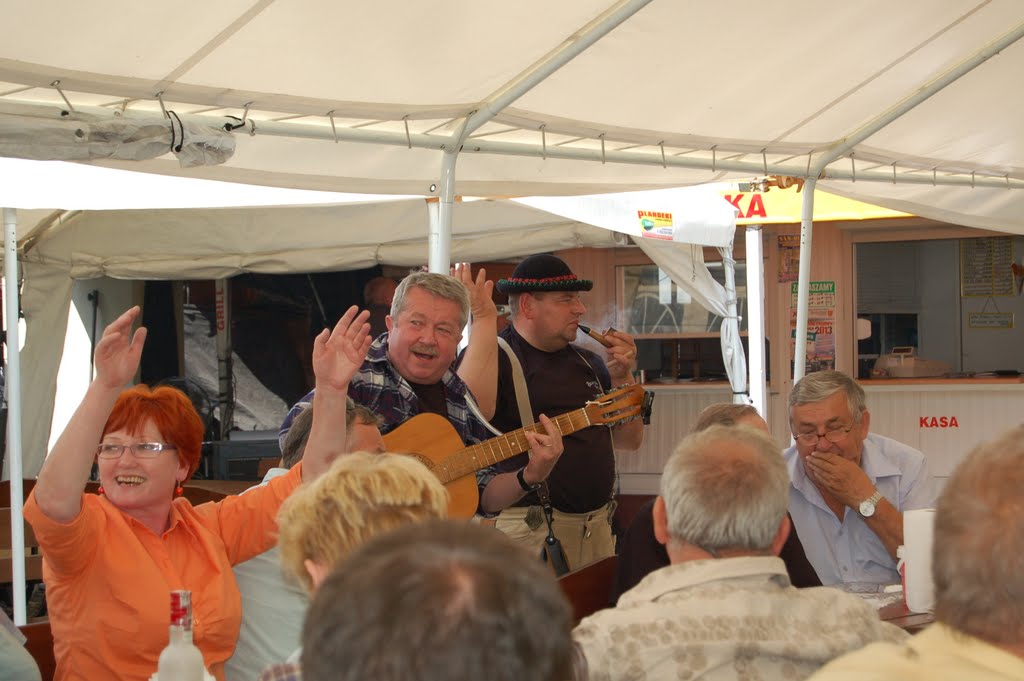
[23,464,302,681]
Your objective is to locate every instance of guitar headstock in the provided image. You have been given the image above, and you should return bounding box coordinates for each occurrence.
[583,384,655,426]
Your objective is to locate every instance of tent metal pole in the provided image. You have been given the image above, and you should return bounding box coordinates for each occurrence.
[3,206,27,625]
[745,225,767,420]
[457,0,653,143]
[429,152,457,273]
[792,179,817,387]
[3,101,1023,190]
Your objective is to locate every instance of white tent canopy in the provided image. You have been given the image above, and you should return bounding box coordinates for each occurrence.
[0,1,1021,225]
[4,0,1024,624]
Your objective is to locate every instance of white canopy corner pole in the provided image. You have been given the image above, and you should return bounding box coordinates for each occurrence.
[428,151,458,274]
[793,178,817,385]
[745,225,767,419]
[3,206,27,625]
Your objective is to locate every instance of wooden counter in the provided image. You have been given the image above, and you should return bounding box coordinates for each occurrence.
[641,380,735,390]
[619,382,736,494]
[860,376,1024,388]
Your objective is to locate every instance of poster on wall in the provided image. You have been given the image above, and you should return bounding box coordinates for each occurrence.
[961,237,1014,297]
[790,281,836,373]
[778,235,801,283]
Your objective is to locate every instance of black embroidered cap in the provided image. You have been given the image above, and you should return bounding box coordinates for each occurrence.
[496,254,594,294]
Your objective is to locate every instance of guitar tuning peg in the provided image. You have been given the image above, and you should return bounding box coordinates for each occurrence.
[641,390,656,425]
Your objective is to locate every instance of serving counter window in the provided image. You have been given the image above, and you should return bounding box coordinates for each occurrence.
[617,261,759,383]
[855,236,1024,379]
[618,262,748,336]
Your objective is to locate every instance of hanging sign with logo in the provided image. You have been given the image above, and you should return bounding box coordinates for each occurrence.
[636,210,674,240]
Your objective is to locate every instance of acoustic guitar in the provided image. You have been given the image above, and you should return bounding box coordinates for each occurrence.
[382,383,651,518]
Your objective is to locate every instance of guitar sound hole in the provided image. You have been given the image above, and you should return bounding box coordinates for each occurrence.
[405,453,436,473]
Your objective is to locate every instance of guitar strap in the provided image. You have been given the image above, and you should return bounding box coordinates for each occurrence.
[497,337,571,576]
[463,337,531,438]
[497,336,533,427]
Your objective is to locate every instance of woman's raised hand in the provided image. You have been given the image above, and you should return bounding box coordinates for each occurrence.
[94,306,147,391]
[312,306,372,393]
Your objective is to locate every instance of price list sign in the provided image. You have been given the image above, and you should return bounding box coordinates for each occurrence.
[961,237,1014,297]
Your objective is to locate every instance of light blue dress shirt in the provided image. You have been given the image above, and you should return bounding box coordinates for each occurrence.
[785,433,936,586]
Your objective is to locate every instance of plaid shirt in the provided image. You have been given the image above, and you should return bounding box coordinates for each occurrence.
[257,662,302,681]
[278,334,495,507]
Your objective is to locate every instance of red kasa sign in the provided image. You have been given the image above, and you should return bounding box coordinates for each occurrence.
[919,416,959,428]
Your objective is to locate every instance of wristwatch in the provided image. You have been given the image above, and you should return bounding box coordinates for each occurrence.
[516,467,541,492]
[858,490,883,517]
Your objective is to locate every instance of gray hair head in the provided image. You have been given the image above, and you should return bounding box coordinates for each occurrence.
[660,424,788,553]
[692,402,760,433]
[390,271,470,329]
[788,370,866,423]
[933,425,1024,645]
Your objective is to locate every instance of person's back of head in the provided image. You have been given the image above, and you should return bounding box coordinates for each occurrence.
[302,519,574,681]
[691,402,763,433]
[364,276,399,307]
[279,400,381,468]
[276,452,448,592]
[659,424,789,556]
[933,425,1024,647]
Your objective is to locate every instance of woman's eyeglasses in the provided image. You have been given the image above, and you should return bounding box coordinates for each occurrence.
[96,442,178,459]
[793,424,855,446]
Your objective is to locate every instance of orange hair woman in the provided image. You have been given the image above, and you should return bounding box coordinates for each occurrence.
[24,305,370,681]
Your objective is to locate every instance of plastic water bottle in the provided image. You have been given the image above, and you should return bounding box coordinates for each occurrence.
[157,590,205,681]
[896,545,908,607]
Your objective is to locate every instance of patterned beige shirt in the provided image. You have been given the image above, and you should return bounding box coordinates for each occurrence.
[573,556,907,681]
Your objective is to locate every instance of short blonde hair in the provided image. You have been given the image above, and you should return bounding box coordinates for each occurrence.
[277,452,449,592]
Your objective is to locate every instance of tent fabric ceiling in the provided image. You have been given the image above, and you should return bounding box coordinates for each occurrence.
[18,199,626,279]
[1,0,1023,230]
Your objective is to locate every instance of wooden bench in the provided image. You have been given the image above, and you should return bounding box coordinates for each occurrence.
[0,479,37,507]
[1,506,42,584]
[557,554,618,623]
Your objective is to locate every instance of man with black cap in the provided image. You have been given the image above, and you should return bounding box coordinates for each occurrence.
[483,253,645,569]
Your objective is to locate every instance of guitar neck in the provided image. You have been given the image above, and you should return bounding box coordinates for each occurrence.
[440,409,593,483]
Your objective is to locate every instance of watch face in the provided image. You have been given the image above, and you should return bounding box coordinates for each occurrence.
[859,500,876,517]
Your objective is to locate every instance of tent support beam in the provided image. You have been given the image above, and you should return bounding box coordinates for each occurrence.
[792,179,817,385]
[457,0,653,144]
[3,206,27,625]
[745,225,766,419]
[435,0,653,272]
[3,100,1023,191]
[429,151,458,273]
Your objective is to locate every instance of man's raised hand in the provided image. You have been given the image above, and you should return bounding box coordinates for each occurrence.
[453,262,497,320]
